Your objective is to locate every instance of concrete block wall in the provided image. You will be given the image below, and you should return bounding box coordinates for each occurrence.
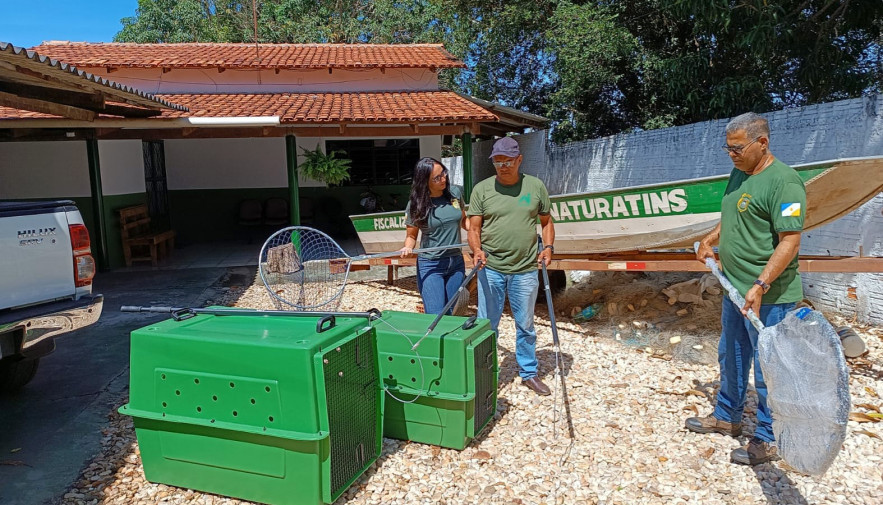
[468,94,883,323]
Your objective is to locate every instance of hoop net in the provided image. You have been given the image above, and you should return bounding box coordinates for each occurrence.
[259,227,351,310]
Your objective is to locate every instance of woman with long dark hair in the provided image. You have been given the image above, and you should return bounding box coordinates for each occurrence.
[399,157,468,314]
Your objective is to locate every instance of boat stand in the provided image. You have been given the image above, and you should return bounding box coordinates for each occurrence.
[353,252,883,286]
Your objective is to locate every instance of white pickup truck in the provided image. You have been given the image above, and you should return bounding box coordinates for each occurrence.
[0,200,103,392]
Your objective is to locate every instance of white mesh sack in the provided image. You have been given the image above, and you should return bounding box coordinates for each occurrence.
[758,307,850,475]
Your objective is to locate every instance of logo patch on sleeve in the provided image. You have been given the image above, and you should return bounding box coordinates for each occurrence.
[780,203,801,217]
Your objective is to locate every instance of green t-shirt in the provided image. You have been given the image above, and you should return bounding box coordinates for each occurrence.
[404,185,465,259]
[718,159,806,303]
[467,174,551,274]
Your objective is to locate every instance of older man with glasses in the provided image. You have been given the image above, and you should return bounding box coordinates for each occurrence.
[686,112,807,466]
[467,137,555,396]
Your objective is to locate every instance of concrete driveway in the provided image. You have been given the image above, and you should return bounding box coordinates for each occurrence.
[0,267,234,505]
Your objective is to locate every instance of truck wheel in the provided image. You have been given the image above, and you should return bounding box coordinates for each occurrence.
[0,357,40,393]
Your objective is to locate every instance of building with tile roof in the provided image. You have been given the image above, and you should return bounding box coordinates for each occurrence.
[0,42,546,269]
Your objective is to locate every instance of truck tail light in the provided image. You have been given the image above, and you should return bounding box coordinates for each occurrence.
[70,224,96,287]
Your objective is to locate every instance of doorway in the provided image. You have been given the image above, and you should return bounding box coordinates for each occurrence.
[142,140,170,228]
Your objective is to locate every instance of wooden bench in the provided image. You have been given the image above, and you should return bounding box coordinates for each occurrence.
[118,204,175,267]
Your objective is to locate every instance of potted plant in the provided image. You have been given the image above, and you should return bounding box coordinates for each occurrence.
[298,146,352,186]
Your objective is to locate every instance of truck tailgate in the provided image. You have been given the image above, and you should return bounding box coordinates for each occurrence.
[0,202,76,310]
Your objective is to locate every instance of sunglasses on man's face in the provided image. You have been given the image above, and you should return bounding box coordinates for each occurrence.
[721,137,760,156]
[492,160,516,170]
[431,170,448,183]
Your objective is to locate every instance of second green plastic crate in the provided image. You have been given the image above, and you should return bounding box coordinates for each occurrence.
[371,311,498,450]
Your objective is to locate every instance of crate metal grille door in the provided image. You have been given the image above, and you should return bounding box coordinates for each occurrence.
[472,332,497,435]
[322,330,379,498]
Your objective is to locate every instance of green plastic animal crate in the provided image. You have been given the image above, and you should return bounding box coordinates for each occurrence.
[371,311,498,450]
[119,311,382,505]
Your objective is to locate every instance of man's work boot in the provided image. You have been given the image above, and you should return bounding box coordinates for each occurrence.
[684,414,742,437]
[731,438,779,465]
[522,377,551,396]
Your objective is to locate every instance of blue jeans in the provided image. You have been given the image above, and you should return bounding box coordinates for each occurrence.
[416,255,466,315]
[477,267,540,380]
[714,299,795,443]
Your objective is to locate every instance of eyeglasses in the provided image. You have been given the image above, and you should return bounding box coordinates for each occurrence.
[721,137,760,155]
[492,160,516,170]
[431,170,448,183]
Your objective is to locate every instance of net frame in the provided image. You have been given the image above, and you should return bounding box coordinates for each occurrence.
[260,226,468,310]
[259,227,353,310]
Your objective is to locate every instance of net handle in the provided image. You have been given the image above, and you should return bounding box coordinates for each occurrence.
[121,305,383,321]
[349,243,468,262]
[694,242,764,331]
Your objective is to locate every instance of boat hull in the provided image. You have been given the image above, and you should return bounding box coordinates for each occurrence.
[349,156,883,255]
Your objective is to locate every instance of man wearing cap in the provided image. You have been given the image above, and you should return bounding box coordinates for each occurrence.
[467,137,555,396]
[686,112,805,465]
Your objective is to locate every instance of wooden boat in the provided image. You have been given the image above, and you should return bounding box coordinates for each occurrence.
[349,156,883,255]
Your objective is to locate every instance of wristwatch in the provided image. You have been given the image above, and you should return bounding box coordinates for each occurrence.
[754,279,771,294]
[543,244,554,253]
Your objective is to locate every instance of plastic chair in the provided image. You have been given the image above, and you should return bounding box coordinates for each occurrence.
[238,199,263,226]
[264,198,289,227]
[238,199,263,243]
[299,197,315,225]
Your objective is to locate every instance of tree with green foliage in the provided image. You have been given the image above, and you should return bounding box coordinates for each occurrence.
[116,1,883,143]
[546,0,883,141]
[657,0,883,122]
[117,0,454,44]
[116,0,245,43]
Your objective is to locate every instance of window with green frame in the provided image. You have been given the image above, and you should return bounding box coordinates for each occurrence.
[325,139,420,185]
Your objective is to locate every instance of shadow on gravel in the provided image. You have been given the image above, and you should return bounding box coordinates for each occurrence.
[753,464,809,505]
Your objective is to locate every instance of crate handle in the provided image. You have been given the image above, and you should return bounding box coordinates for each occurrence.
[462,315,477,330]
[316,315,336,333]
[171,308,197,321]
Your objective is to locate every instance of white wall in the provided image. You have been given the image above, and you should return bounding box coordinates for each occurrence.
[419,136,442,161]
[97,140,145,195]
[84,67,439,95]
[0,141,91,198]
[164,137,287,190]
[17,133,439,194]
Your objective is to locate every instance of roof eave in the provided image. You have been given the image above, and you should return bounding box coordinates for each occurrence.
[0,42,187,112]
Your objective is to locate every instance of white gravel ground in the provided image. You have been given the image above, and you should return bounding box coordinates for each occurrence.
[56,269,883,505]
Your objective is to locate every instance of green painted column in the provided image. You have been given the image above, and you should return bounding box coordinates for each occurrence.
[86,138,110,271]
[285,135,301,225]
[462,132,473,203]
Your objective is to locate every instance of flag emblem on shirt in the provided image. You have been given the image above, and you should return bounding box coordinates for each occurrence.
[781,203,801,217]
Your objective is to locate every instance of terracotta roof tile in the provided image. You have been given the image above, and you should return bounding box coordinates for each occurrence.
[31,43,465,70]
[0,91,497,124]
[0,42,186,112]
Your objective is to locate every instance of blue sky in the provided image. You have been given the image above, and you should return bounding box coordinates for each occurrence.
[1,1,138,49]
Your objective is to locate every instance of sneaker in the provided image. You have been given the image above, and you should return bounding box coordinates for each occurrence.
[731,438,779,465]
[685,414,742,437]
